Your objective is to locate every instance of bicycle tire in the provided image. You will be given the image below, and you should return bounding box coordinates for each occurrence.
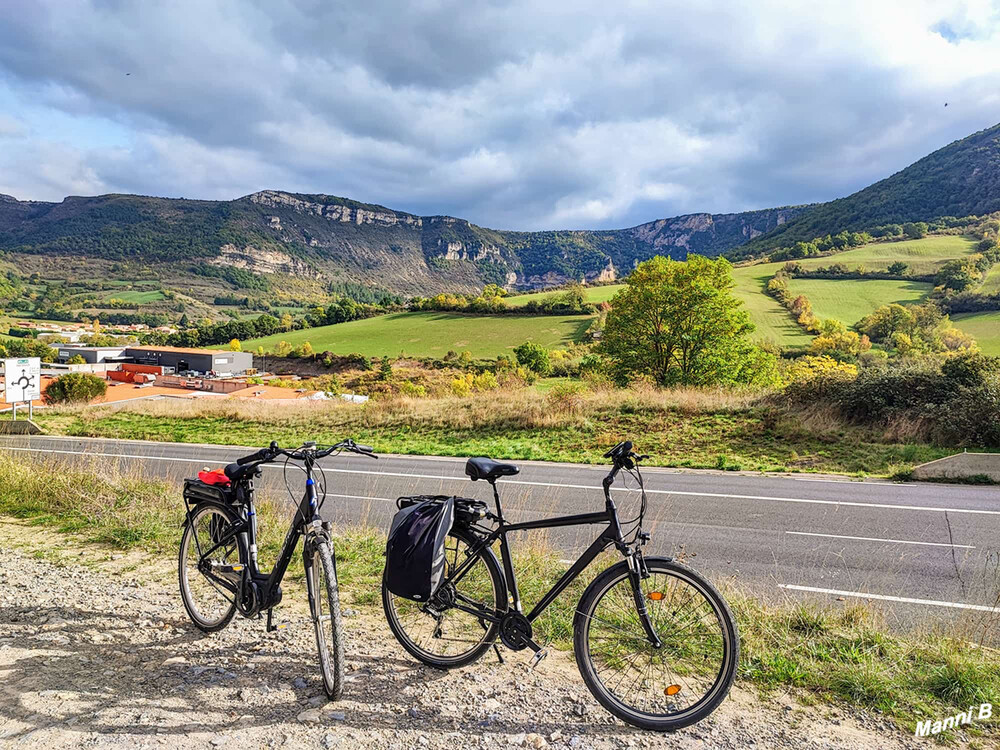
[178,502,240,633]
[306,539,345,699]
[573,557,739,731]
[383,528,506,669]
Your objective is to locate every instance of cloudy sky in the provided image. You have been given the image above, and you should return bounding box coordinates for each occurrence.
[1,1,999,230]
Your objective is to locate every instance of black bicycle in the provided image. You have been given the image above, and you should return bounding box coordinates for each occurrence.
[382,441,739,730]
[178,438,377,699]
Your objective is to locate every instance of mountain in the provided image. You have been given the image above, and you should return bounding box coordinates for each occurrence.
[1,120,997,303]
[737,122,1000,256]
[0,189,804,299]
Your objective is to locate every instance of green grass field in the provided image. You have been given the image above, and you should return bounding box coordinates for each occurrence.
[242,311,592,358]
[730,262,814,349]
[506,284,623,306]
[952,311,1000,355]
[980,265,1000,294]
[786,278,933,325]
[102,289,166,304]
[793,235,978,274]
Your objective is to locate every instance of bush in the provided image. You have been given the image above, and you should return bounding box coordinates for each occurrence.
[514,341,551,375]
[451,374,473,396]
[940,351,1000,386]
[471,371,499,392]
[43,373,108,404]
[398,381,427,398]
[546,383,588,413]
[66,354,87,365]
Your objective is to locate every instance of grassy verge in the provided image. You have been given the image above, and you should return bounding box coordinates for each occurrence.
[0,452,997,736]
[34,387,952,476]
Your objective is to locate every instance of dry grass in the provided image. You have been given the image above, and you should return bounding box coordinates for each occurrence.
[83,384,769,431]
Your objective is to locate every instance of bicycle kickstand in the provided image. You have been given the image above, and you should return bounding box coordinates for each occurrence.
[266,608,287,633]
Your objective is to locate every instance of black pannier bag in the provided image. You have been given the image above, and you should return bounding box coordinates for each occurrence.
[384,496,456,602]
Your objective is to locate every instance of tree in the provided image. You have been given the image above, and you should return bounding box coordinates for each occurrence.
[513,341,551,375]
[280,312,294,330]
[66,354,87,365]
[43,373,107,404]
[887,261,908,275]
[178,314,190,328]
[903,221,928,239]
[275,340,292,357]
[229,338,242,351]
[600,255,778,386]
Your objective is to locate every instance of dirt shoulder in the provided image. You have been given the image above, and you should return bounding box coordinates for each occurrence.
[0,519,955,749]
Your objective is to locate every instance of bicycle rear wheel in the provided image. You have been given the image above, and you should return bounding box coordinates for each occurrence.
[178,503,239,632]
[382,528,505,669]
[306,539,345,699]
[573,557,738,731]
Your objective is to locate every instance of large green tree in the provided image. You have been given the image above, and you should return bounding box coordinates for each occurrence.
[600,255,777,386]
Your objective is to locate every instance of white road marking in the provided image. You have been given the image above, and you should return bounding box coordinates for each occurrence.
[785,531,975,549]
[4,444,1000,517]
[779,584,1000,613]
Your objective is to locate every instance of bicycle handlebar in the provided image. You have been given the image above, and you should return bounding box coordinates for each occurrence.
[234,438,378,468]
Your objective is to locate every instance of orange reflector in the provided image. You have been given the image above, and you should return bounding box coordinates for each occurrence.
[647,591,664,601]
[665,685,681,696]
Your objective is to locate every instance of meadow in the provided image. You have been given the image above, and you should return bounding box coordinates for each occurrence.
[952,311,1000,355]
[227,233,995,358]
[241,311,592,358]
[786,278,933,324]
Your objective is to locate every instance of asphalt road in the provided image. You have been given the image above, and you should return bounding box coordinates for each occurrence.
[2,434,999,631]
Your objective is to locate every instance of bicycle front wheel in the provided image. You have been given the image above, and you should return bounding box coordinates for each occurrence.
[305,539,345,699]
[573,557,739,731]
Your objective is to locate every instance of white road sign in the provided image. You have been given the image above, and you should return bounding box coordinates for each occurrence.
[4,357,41,403]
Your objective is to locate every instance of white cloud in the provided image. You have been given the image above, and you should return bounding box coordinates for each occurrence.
[0,0,997,228]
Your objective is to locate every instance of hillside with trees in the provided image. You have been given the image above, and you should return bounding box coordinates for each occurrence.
[736,122,1000,257]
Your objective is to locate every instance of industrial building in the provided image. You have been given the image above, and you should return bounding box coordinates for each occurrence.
[55,345,254,375]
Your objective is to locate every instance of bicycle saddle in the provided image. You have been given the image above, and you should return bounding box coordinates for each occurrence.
[465,457,519,482]
[223,462,257,482]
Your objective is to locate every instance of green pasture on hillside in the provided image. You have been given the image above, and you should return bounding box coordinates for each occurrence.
[506,284,624,306]
[792,235,978,274]
[786,278,933,325]
[729,262,813,349]
[980,265,1000,294]
[241,311,592,358]
[952,311,1000,355]
[101,289,166,304]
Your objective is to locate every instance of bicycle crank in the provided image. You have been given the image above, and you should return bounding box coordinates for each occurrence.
[499,612,540,651]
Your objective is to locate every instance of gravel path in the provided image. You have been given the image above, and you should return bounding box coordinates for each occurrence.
[0,520,961,749]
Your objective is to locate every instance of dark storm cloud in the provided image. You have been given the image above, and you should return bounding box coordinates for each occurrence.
[0,0,998,229]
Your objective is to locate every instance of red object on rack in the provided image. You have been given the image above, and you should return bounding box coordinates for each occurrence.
[198,468,231,486]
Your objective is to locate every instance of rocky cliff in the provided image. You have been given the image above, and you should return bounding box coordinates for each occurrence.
[0,188,803,296]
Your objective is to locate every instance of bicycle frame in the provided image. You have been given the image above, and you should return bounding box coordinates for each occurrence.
[189,456,327,615]
[446,478,635,627]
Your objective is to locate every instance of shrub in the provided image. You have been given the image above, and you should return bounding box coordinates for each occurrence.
[514,341,551,375]
[783,355,859,385]
[398,381,427,398]
[43,373,108,404]
[471,371,499,392]
[546,383,588,413]
[378,358,394,381]
[941,351,1000,387]
[451,374,473,396]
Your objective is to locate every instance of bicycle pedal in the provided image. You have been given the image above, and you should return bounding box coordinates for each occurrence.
[528,648,548,670]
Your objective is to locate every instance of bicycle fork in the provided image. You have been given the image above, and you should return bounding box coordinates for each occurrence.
[626,551,663,649]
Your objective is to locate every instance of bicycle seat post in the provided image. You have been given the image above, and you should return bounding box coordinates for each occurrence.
[489,479,505,523]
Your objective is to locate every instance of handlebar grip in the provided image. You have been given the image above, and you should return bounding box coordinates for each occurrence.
[355,443,373,453]
[237,448,269,465]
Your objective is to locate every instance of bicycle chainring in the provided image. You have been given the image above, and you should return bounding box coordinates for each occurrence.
[499,612,533,651]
